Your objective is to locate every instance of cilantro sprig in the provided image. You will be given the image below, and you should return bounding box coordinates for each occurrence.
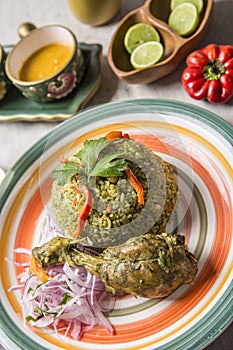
[51,137,128,186]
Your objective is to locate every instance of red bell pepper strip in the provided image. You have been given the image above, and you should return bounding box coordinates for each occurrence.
[125,166,144,205]
[105,131,123,140]
[29,256,49,282]
[181,44,233,103]
[105,131,144,205]
[73,183,92,238]
[105,130,130,140]
[60,156,69,163]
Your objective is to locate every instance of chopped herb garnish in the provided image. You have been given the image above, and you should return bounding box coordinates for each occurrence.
[34,307,43,315]
[26,315,43,322]
[51,137,128,185]
[26,307,44,322]
[59,292,71,305]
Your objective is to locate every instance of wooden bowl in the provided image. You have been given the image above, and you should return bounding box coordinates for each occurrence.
[108,0,213,84]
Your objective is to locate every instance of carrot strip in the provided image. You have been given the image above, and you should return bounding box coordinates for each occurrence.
[125,166,144,205]
[29,256,49,282]
[73,183,92,238]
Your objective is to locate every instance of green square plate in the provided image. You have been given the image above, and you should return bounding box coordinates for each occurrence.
[0,43,102,122]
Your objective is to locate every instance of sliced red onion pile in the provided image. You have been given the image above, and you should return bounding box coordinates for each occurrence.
[8,213,116,339]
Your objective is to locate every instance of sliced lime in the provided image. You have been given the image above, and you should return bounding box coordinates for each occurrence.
[171,0,203,14]
[124,23,160,54]
[130,41,164,70]
[168,2,199,36]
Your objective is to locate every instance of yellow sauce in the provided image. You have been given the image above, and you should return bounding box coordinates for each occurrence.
[19,43,74,82]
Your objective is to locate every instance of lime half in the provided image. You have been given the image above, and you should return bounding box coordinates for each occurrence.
[130,41,164,70]
[168,2,199,36]
[124,23,160,54]
[171,0,203,14]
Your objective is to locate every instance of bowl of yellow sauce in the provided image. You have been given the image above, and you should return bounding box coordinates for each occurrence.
[5,23,85,102]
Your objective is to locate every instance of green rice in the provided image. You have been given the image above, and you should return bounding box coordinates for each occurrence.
[51,138,178,247]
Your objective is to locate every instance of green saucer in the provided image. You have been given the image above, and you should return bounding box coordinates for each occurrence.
[0,43,102,122]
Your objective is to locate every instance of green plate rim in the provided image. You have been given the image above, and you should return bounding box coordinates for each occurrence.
[0,98,232,350]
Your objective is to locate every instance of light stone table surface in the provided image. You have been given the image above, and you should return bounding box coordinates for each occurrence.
[0,0,232,349]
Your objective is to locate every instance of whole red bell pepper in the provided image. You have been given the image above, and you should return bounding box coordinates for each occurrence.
[181,44,233,103]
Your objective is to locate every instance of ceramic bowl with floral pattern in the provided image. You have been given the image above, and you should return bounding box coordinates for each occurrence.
[0,45,11,100]
[5,23,85,103]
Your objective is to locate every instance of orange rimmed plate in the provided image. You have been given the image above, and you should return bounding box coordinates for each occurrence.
[0,99,232,350]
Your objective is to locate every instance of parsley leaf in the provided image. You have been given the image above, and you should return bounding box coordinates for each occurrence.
[74,138,109,175]
[51,137,128,185]
[90,153,127,177]
[51,161,82,186]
